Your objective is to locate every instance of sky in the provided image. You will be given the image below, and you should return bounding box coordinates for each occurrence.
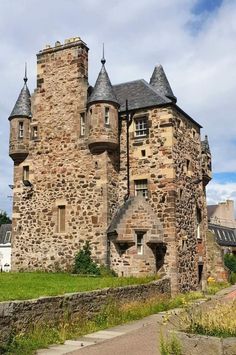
[0,0,236,216]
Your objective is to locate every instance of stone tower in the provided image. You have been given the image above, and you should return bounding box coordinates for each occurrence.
[9,37,211,293]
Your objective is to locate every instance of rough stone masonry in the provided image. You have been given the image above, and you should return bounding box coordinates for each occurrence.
[8,36,212,293]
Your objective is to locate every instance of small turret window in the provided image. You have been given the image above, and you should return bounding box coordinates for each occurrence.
[105,107,110,125]
[19,122,24,138]
[80,113,85,136]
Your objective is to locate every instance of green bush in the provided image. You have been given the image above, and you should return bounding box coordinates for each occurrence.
[224,253,236,272]
[73,241,100,275]
[99,265,117,277]
[229,272,236,285]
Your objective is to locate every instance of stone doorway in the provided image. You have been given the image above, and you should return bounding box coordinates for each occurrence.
[198,263,203,284]
[154,243,166,272]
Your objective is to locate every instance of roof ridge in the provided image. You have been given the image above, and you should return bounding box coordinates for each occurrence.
[113,79,144,87]
[140,79,171,103]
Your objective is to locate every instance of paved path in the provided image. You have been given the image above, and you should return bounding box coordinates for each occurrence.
[37,284,236,355]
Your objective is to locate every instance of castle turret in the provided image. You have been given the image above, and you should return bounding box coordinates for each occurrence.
[150,64,177,103]
[201,135,212,186]
[87,52,119,153]
[9,69,31,164]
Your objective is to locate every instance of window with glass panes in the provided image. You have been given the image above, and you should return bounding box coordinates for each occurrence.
[19,122,24,138]
[134,179,148,197]
[136,231,145,255]
[135,118,147,137]
[80,113,85,136]
[105,107,110,125]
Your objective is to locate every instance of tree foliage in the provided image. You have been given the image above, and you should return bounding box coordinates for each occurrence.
[0,211,11,226]
[73,241,100,275]
[224,253,236,273]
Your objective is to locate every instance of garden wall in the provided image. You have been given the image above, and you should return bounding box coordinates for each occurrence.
[0,277,170,347]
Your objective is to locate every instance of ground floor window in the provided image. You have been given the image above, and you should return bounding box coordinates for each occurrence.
[136,231,145,255]
[57,205,66,233]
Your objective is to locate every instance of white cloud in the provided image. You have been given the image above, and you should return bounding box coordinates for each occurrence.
[0,0,236,213]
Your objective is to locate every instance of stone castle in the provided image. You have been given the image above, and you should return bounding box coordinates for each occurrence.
[8,37,212,293]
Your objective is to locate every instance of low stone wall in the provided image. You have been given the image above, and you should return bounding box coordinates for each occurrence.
[172,330,236,355]
[0,277,170,347]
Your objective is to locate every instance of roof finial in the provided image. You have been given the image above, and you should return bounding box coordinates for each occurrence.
[101,43,106,65]
[23,62,28,84]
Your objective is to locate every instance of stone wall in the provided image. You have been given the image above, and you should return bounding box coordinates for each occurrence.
[0,277,170,347]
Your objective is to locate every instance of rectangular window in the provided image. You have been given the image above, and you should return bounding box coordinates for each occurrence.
[80,113,85,136]
[32,126,38,139]
[196,208,202,239]
[19,122,24,138]
[136,232,145,255]
[105,107,110,125]
[135,118,147,137]
[135,179,148,198]
[58,205,66,233]
[23,166,29,181]
[4,231,11,244]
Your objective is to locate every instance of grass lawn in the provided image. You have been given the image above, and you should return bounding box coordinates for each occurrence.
[0,272,158,302]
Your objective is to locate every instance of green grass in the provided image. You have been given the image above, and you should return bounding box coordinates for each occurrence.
[4,291,202,355]
[0,272,159,302]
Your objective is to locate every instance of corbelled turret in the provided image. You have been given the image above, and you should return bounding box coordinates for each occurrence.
[9,67,31,164]
[87,49,119,153]
[150,64,177,103]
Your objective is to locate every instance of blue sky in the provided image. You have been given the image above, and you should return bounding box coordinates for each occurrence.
[0,0,236,215]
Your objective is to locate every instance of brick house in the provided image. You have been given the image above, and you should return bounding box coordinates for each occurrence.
[8,37,212,293]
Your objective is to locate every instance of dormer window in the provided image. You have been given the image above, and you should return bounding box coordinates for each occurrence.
[135,117,147,137]
[105,107,110,125]
[19,122,24,138]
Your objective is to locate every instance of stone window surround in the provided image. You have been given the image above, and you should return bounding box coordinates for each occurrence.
[134,179,148,198]
[80,112,86,137]
[130,112,149,139]
[18,121,24,139]
[104,106,110,126]
[136,231,146,255]
[30,123,39,140]
[22,165,30,181]
[55,199,68,235]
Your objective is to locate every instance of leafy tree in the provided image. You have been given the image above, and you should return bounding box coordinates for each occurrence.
[73,241,100,275]
[0,211,11,226]
[224,253,236,273]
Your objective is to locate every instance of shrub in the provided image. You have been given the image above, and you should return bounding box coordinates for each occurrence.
[160,333,182,355]
[229,271,236,285]
[99,265,117,277]
[224,253,236,272]
[73,241,100,275]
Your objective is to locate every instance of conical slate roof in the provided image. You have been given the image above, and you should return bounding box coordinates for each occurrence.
[9,79,31,119]
[149,64,177,103]
[88,60,119,106]
[201,135,211,153]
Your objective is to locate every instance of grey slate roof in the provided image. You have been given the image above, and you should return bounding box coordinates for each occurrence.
[88,64,119,106]
[201,135,211,153]
[113,79,171,112]
[0,224,12,244]
[149,65,177,103]
[209,223,236,247]
[9,83,31,119]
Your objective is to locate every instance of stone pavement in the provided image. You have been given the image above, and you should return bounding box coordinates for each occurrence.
[37,284,236,355]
